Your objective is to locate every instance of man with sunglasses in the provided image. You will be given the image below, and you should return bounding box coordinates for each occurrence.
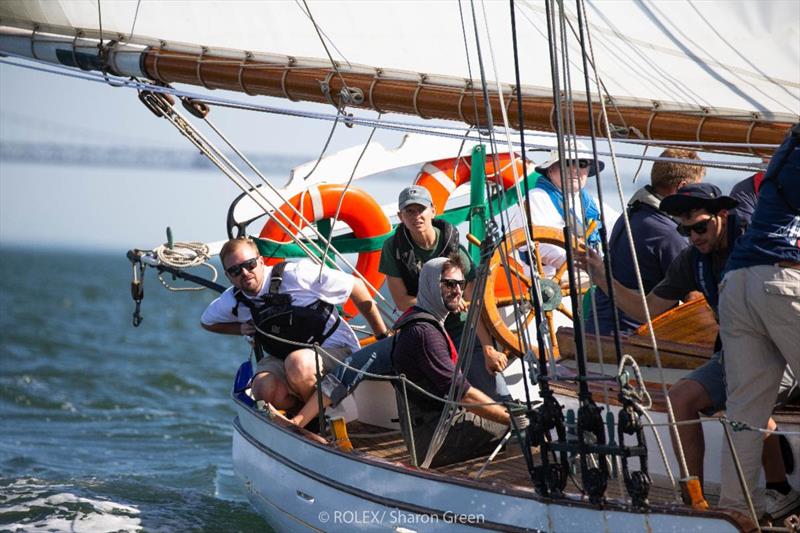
[391,255,515,467]
[380,185,510,400]
[201,238,388,413]
[577,183,798,515]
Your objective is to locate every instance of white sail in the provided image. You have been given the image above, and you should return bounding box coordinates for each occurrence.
[1,0,798,119]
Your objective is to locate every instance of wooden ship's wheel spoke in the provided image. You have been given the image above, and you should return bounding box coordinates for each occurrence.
[553,260,569,284]
[482,226,586,357]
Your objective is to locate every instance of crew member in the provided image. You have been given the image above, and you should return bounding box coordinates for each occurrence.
[380,186,510,398]
[392,255,519,467]
[201,238,388,411]
[719,124,800,518]
[577,183,798,516]
[588,148,705,335]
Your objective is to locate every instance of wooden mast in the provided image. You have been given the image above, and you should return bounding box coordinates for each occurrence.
[143,49,793,155]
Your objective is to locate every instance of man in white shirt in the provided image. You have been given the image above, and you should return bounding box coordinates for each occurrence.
[201,238,388,411]
[508,144,615,277]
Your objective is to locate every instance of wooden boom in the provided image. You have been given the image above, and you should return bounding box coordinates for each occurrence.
[143,48,792,155]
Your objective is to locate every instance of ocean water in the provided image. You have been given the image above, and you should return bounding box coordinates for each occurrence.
[0,247,271,532]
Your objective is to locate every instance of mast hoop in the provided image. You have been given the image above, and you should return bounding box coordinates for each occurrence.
[70,30,84,71]
[196,46,212,90]
[368,69,386,114]
[457,81,474,126]
[695,113,709,146]
[151,42,167,83]
[30,24,40,61]
[320,70,338,108]
[645,107,659,140]
[412,74,431,120]
[745,119,758,156]
[280,58,299,102]
[237,52,256,96]
[506,85,517,116]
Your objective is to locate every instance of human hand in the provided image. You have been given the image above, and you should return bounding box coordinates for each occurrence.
[240,321,256,336]
[484,345,508,374]
[574,248,604,281]
[511,412,530,431]
[456,297,469,313]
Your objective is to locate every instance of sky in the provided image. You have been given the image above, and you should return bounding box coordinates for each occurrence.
[0,59,760,252]
[0,61,414,251]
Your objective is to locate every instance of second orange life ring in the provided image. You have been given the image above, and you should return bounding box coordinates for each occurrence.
[259,184,391,318]
[413,152,523,212]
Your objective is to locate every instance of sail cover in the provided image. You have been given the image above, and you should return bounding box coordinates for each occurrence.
[1,0,798,120]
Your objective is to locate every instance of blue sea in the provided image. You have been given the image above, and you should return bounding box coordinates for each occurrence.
[0,247,272,532]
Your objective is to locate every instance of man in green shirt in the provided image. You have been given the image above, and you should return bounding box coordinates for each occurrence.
[380,186,510,399]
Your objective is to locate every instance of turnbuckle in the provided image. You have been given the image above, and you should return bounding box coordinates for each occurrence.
[129,256,145,327]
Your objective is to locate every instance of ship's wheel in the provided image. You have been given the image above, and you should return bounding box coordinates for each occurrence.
[482,226,588,357]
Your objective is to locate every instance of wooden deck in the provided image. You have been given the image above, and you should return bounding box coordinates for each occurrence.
[346,421,721,508]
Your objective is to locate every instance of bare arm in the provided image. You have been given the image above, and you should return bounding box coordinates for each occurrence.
[576,248,677,323]
[461,386,510,425]
[201,321,255,336]
[290,393,332,428]
[350,277,388,336]
[386,275,416,311]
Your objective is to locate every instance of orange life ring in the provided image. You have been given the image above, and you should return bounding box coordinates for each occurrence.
[413,152,523,212]
[259,184,390,318]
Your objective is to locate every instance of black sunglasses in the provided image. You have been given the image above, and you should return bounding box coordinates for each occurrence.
[565,159,590,169]
[567,159,592,168]
[677,217,714,237]
[440,278,467,290]
[226,257,260,277]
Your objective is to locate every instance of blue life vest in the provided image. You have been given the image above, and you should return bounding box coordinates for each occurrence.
[535,177,602,245]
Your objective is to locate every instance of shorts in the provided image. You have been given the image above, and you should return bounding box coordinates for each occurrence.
[684,350,727,416]
[253,345,353,382]
[684,350,799,416]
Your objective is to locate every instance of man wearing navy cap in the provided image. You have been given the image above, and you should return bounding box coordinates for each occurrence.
[577,182,798,515]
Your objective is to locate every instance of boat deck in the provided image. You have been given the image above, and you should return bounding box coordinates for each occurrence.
[346,421,721,508]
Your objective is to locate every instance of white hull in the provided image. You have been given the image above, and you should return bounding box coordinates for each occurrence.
[232,396,746,532]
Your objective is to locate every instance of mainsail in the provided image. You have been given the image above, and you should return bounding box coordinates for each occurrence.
[1,0,798,149]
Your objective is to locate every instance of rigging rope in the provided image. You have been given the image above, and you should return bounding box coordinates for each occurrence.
[153,241,217,292]
[578,0,691,484]
[317,112,381,281]
[128,0,143,42]
[189,105,396,318]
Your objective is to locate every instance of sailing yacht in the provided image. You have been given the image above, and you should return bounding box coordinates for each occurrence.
[1,1,797,530]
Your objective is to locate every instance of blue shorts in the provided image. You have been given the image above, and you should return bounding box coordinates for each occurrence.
[684,350,799,416]
[684,350,727,416]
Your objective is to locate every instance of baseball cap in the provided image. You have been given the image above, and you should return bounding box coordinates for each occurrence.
[659,183,739,216]
[398,186,434,210]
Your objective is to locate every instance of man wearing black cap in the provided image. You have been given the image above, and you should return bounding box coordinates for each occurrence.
[577,183,798,515]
